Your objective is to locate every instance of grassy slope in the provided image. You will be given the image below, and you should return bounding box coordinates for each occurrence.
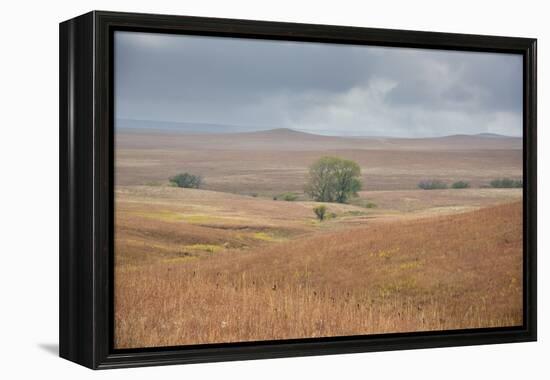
[115,199,523,348]
[114,186,369,266]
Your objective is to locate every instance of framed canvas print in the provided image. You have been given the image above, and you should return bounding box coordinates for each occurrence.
[59,11,537,369]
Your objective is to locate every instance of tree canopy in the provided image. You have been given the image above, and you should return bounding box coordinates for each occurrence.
[169,173,202,188]
[304,156,362,203]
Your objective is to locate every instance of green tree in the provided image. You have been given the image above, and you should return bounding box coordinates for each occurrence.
[169,173,202,188]
[305,156,362,203]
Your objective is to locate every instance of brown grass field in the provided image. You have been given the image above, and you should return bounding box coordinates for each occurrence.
[116,129,522,193]
[114,129,523,348]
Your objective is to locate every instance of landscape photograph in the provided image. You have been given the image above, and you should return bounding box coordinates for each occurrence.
[113,31,524,349]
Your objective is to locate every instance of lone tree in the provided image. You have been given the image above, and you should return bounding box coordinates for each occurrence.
[169,173,202,188]
[305,156,362,203]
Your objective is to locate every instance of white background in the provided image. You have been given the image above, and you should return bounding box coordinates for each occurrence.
[0,0,547,378]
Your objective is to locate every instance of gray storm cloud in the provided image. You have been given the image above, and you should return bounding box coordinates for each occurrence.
[115,31,523,137]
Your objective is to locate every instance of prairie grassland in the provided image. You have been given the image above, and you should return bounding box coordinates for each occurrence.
[355,188,523,214]
[116,129,522,193]
[114,186,369,266]
[115,197,523,348]
[114,129,523,348]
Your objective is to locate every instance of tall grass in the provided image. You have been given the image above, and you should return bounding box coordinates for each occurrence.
[114,202,522,348]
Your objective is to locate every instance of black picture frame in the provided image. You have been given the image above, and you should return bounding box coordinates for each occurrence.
[59,10,537,369]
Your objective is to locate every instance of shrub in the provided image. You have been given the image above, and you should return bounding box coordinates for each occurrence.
[451,181,470,189]
[305,156,362,203]
[313,205,327,221]
[365,202,377,208]
[490,178,523,188]
[169,173,202,188]
[280,192,298,201]
[418,180,447,190]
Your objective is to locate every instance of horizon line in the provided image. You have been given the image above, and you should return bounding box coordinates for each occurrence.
[115,118,522,139]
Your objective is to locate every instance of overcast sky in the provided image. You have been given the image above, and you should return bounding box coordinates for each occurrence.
[115,31,523,137]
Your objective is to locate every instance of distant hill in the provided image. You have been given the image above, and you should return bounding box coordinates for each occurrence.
[118,119,325,136]
[476,132,517,138]
[117,124,522,152]
[241,128,310,136]
[441,132,518,139]
[116,119,266,134]
[232,128,338,140]
[118,119,519,140]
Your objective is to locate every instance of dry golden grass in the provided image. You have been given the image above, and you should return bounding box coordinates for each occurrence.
[114,200,523,348]
[114,129,523,348]
[114,186,369,266]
